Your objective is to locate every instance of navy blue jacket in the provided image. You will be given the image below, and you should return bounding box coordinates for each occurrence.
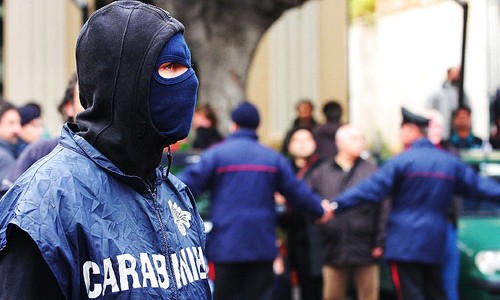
[335,138,500,264]
[179,129,324,263]
[0,125,211,299]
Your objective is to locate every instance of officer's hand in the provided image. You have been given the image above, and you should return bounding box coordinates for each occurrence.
[372,247,383,258]
[317,199,334,224]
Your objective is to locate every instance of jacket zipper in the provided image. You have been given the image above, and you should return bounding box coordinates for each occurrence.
[150,188,180,300]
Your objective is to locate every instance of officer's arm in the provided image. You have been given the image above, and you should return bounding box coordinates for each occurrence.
[334,161,396,212]
[0,225,64,300]
[276,155,324,217]
[178,151,217,197]
[456,162,500,200]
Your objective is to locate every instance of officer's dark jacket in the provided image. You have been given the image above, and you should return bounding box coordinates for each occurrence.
[179,129,324,264]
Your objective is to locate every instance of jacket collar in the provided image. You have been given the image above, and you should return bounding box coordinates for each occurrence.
[409,137,435,149]
[227,128,258,141]
[59,123,164,192]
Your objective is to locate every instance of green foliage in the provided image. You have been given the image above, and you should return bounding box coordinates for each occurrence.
[349,0,376,22]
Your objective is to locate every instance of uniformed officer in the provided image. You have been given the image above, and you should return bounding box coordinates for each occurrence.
[332,107,500,300]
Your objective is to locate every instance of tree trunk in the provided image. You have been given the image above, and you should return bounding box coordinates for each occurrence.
[153,0,312,132]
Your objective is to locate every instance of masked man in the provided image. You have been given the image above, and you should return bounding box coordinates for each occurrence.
[0,2,211,299]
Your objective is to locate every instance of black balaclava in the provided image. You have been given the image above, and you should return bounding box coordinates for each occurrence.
[75,1,188,185]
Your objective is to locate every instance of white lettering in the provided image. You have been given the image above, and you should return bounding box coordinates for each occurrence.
[83,261,102,299]
[185,247,199,281]
[140,253,159,288]
[117,254,141,291]
[194,247,208,279]
[81,247,207,295]
[179,249,195,284]
[102,258,119,296]
[170,253,183,288]
[152,254,170,289]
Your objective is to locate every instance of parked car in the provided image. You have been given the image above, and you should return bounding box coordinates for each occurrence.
[457,149,500,299]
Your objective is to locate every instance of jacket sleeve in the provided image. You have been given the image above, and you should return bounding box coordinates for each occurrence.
[178,151,217,197]
[334,160,397,213]
[275,155,324,217]
[455,162,500,200]
[0,225,65,300]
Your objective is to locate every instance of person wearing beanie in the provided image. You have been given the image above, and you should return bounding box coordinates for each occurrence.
[0,2,210,299]
[16,102,43,156]
[332,107,500,300]
[230,101,260,129]
[180,100,333,300]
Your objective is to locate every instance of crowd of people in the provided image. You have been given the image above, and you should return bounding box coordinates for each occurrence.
[171,63,500,300]
[174,73,499,300]
[174,95,500,300]
[0,99,46,189]
[0,1,499,300]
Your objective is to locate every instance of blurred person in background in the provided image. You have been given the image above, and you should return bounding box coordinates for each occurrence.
[313,100,343,159]
[57,74,81,123]
[309,124,387,300]
[332,108,500,300]
[4,74,82,186]
[425,109,459,155]
[292,99,318,130]
[16,102,43,156]
[425,109,460,300]
[191,104,223,150]
[489,88,500,149]
[427,66,470,139]
[449,105,483,150]
[180,101,332,300]
[278,126,325,300]
[490,113,500,149]
[0,101,21,185]
[282,99,318,156]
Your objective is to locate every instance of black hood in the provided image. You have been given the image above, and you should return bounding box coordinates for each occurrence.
[75,1,184,181]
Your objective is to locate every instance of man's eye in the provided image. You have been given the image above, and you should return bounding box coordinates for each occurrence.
[164,63,174,70]
[158,62,188,79]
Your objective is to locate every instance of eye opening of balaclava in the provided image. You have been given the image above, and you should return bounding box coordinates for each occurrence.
[149,32,199,145]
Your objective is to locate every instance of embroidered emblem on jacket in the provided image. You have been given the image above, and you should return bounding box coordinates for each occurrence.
[169,200,192,236]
